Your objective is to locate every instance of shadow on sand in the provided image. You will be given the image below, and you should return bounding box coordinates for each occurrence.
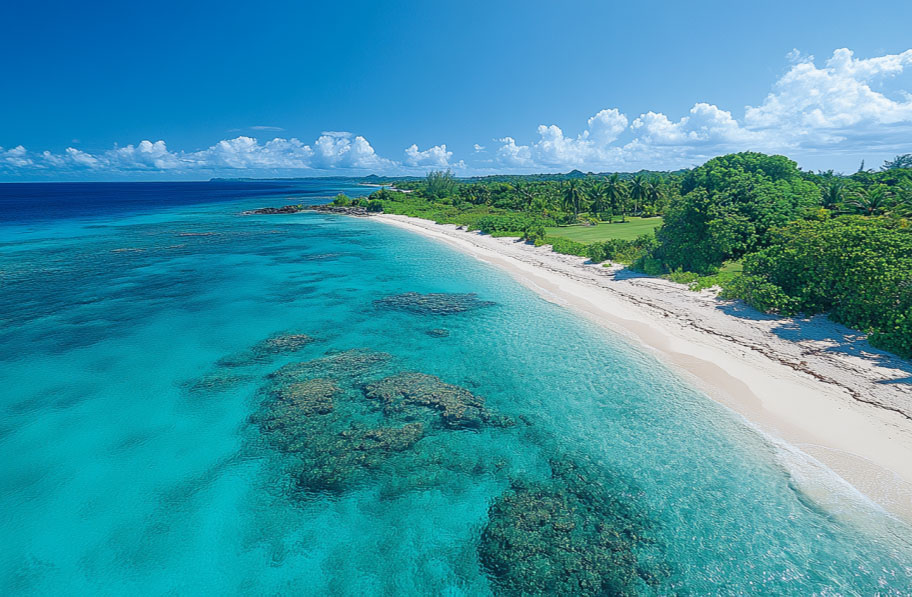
[717,300,911,386]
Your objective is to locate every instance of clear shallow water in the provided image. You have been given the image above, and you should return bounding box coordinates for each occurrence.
[1,182,911,595]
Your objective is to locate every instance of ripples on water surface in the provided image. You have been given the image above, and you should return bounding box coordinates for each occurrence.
[1,182,911,595]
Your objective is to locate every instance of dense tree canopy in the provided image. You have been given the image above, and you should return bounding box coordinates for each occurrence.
[654,153,821,274]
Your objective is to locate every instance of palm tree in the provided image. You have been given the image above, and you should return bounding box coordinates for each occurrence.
[588,181,609,219]
[629,175,648,215]
[892,183,912,217]
[645,179,664,215]
[511,182,536,210]
[820,181,846,211]
[845,186,892,216]
[604,174,629,223]
[561,180,587,219]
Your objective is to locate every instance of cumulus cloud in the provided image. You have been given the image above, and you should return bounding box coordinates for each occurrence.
[745,48,912,131]
[404,143,464,168]
[1,145,33,168]
[3,47,911,177]
[1,132,398,174]
[495,108,629,169]
[492,48,912,171]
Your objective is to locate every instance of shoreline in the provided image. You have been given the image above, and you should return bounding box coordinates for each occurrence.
[372,213,912,523]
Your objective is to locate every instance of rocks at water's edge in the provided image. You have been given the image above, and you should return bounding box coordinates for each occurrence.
[243,204,373,217]
[243,205,304,215]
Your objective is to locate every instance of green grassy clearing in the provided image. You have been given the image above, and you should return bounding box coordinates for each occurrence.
[544,217,663,243]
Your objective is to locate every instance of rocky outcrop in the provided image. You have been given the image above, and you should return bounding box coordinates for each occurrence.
[243,205,305,215]
[243,204,374,216]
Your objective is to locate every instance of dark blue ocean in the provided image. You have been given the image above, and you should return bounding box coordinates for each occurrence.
[1,180,911,595]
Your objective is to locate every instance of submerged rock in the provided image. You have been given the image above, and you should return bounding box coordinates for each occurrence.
[183,372,253,394]
[425,328,450,338]
[253,351,518,495]
[364,372,513,430]
[479,458,659,597]
[257,333,315,354]
[217,332,316,367]
[373,292,496,316]
[270,349,393,384]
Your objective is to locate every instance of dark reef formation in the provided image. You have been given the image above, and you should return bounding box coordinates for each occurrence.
[364,372,513,430]
[243,205,305,215]
[269,348,392,383]
[243,204,372,216]
[219,329,665,593]
[217,332,315,367]
[253,350,511,494]
[479,458,662,596]
[373,292,496,315]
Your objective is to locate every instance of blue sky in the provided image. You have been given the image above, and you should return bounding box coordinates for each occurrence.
[2,0,911,180]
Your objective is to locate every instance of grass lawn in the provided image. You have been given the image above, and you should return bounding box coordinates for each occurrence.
[718,259,743,274]
[544,217,663,243]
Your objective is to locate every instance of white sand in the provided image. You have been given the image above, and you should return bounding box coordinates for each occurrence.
[373,214,912,522]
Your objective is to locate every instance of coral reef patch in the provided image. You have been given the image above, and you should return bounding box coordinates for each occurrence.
[373,292,496,315]
[479,458,661,596]
[217,332,316,367]
[364,372,514,430]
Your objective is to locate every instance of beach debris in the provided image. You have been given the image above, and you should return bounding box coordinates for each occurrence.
[479,458,660,597]
[373,292,496,315]
[216,332,316,367]
[425,328,450,337]
[364,372,513,430]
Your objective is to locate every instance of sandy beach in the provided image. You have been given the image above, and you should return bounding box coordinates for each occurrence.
[374,213,912,523]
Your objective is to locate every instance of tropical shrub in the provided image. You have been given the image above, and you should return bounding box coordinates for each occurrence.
[723,217,912,357]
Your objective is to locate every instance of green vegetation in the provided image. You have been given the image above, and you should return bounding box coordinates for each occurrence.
[351,151,912,359]
[721,218,912,357]
[545,217,663,243]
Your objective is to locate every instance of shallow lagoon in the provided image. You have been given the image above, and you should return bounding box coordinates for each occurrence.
[1,183,911,594]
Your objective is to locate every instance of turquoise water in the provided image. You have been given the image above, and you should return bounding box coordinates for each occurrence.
[1,183,911,595]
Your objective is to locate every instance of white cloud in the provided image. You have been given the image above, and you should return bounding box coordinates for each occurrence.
[496,137,533,167]
[631,103,762,147]
[745,48,912,131]
[3,47,912,177]
[492,48,912,171]
[1,132,397,174]
[404,143,459,168]
[1,145,33,168]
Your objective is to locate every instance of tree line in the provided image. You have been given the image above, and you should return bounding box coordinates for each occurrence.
[361,152,912,358]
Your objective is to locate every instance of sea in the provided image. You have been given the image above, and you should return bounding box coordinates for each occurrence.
[1,180,910,595]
